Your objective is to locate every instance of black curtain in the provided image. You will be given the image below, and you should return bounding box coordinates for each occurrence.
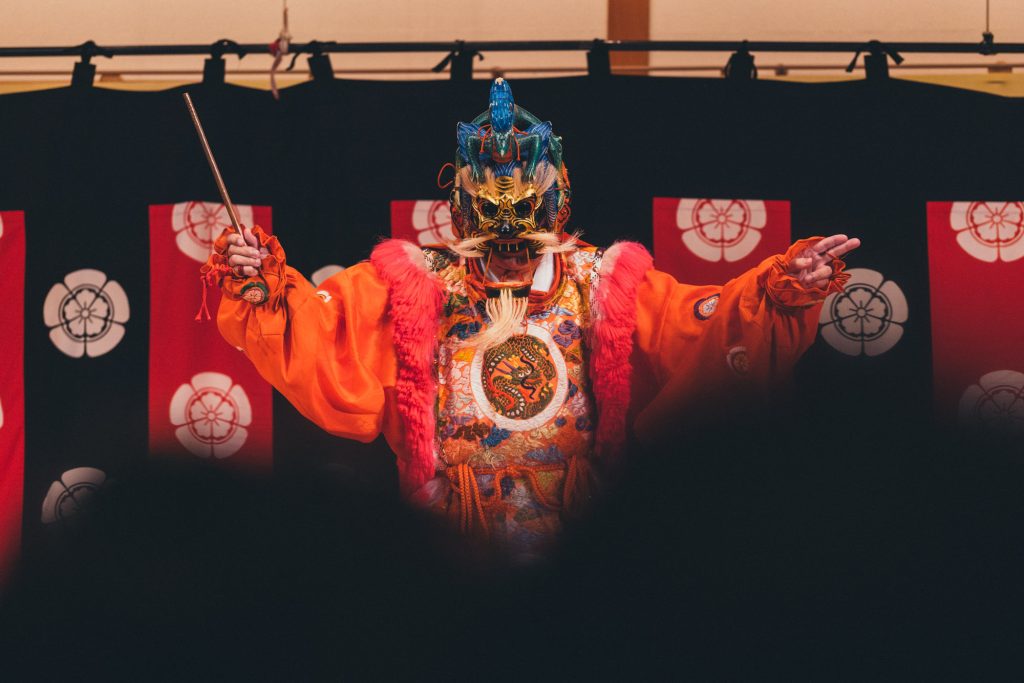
[2,76,1022,552]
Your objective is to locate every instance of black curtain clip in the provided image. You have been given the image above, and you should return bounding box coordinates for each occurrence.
[587,39,611,79]
[846,40,903,80]
[203,39,246,86]
[724,40,757,80]
[306,40,335,82]
[69,40,112,88]
[432,41,483,81]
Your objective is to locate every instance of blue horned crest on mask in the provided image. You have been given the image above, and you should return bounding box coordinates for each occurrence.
[449,78,571,248]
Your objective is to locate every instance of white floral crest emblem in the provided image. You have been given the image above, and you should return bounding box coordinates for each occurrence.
[676,198,767,262]
[43,269,130,358]
[949,201,1024,263]
[411,200,455,246]
[41,467,107,524]
[958,370,1024,434]
[819,268,908,357]
[171,201,255,263]
[169,372,252,459]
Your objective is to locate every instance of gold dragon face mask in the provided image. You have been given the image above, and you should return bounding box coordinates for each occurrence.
[471,175,543,253]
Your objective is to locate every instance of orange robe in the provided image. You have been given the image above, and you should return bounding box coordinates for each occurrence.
[210,228,844,539]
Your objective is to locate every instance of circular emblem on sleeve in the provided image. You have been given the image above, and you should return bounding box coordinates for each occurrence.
[240,281,269,305]
[694,294,720,320]
[470,324,569,432]
[726,346,750,376]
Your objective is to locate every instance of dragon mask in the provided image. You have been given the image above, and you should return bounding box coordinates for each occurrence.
[450,78,571,258]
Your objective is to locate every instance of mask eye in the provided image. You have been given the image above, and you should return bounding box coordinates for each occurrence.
[479,201,499,219]
[513,200,534,218]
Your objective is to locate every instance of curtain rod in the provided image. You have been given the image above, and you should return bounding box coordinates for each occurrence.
[1,39,1022,59]
[3,62,1018,78]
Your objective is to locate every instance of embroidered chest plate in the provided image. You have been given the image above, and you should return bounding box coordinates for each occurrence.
[433,250,600,470]
[471,324,568,429]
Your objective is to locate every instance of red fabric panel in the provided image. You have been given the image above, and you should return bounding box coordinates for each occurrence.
[927,201,1024,427]
[390,199,455,245]
[0,211,25,583]
[653,198,791,285]
[148,203,273,469]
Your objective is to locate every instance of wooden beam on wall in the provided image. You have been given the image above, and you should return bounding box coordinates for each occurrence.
[607,0,650,71]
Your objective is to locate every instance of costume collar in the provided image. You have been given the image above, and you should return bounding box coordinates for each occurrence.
[483,252,555,293]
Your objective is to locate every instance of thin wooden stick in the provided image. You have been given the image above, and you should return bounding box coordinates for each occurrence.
[182,91,243,238]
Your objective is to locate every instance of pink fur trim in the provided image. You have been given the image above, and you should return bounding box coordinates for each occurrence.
[590,242,653,458]
[371,240,445,495]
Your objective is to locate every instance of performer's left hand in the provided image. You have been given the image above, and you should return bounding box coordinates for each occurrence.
[787,234,861,289]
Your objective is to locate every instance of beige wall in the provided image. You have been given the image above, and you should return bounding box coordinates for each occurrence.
[2,0,1022,83]
[1,0,607,79]
[650,0,1024,73]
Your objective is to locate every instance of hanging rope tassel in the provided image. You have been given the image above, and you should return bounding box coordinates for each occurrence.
[196,264,232,321]
[196,274,212,321]
[268,1,291,100]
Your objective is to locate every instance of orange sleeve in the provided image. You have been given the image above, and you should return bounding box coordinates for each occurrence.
[631,237,846,436]
[209,226,397,444]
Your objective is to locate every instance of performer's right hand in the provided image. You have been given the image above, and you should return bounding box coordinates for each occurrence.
[225,227,265,277]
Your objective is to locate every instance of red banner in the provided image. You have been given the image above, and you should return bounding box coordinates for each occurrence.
[928,201,1024,431]
[390,199,455,245]
[0,211,25,581]
[653,198,791,284]
[148,202,274,469]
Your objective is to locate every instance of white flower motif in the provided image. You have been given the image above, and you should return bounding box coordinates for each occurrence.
[43,269,130,358]
[958,370,1024,434]
[171,201,255,263]
[311,264,345,287]
[411,200,455,246]
[676,198,767,263]
[950,201,1024,263]
[0,396,4,430]
[0,212,4,239]
[819,268,908,357]
[41,467,107,524]
[169,372,252,459]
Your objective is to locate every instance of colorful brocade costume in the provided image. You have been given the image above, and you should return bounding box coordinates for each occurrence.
[206,80,848,558]
[209,231,844,557]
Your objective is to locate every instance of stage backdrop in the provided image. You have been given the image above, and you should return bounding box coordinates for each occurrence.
[0,77,1022,568]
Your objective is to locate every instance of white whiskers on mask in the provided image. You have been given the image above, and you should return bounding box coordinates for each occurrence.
[475,288,529,350]
[521,231,580,255]
[446,234,493,258]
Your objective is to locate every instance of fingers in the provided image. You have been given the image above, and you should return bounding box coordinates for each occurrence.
[812,234,848,256]
[242,226,258,249]
[228,250,262,266]
[799,264,832,285]
[789,256,813,270]
[224,229,262,277]
[827,236,861,258]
